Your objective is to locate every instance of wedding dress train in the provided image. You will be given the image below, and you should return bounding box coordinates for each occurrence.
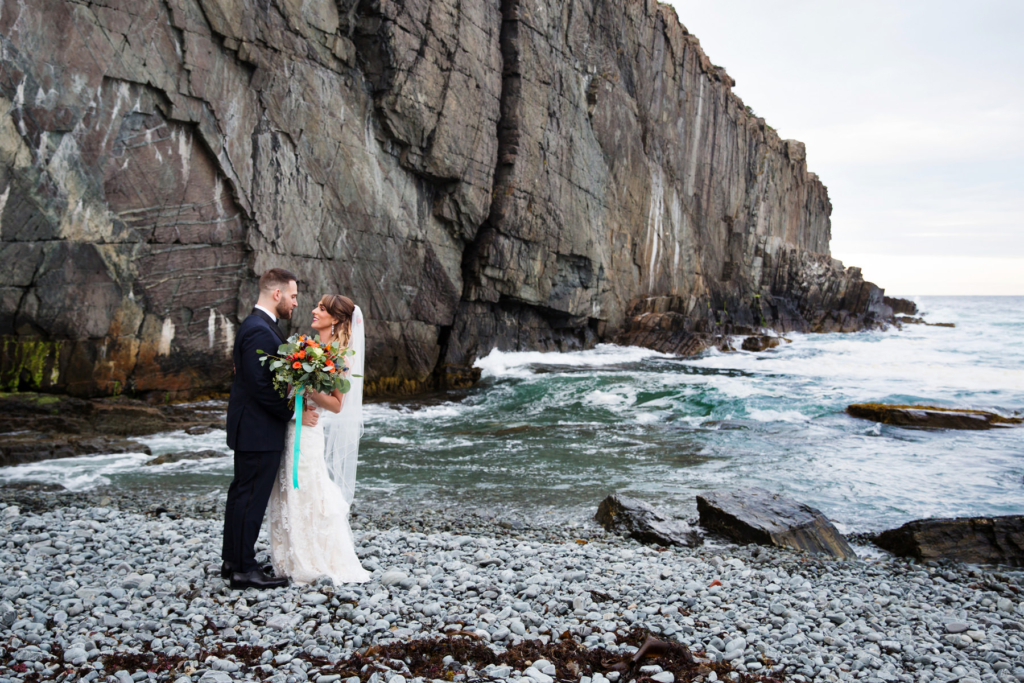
[267,405,369,585]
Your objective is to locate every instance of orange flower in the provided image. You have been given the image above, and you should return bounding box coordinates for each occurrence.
[292,361,302,369]
[325,363,335,373]
[297,350,306,359]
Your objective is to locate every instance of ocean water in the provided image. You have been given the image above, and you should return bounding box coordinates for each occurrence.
[2,296,1021,533]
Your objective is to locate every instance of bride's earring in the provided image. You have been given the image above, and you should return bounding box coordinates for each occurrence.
[331,323,336,336]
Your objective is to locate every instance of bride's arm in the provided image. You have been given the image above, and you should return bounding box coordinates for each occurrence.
[307,388,345,413]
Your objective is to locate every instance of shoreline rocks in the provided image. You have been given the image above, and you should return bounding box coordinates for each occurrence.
[696,488,856,560]
[144,450,226,466]
[895,316,956,328]
[594,494,703,548]
[875,515,1024,567]
[846,403,1022,430]
[0,434,151,467]
[0,393,225,467]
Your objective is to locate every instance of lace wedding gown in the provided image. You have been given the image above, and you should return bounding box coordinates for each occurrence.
[267,404,369,584]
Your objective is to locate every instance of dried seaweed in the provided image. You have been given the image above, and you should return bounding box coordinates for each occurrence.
[311,629,784,683]
[93,630,783,683]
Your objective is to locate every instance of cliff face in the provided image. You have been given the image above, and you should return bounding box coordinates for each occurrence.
[0,0,892,398]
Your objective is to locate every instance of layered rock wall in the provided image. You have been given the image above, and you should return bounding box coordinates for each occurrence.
[0,0,890,398]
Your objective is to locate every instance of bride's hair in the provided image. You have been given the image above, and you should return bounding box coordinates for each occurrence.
[320,294,356,349]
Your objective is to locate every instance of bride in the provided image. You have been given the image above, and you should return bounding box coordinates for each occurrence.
[267,294,370,585]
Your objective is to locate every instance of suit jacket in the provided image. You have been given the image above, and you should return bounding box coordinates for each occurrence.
[226,309,293,451]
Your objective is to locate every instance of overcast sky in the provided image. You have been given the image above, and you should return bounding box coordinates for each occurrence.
[665,0,1024,295]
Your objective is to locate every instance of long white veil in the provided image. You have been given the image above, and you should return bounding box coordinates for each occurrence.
[322,304,364,505]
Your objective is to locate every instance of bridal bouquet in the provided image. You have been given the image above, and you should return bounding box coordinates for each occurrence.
[258,334,355,401]
[257,335,357,489]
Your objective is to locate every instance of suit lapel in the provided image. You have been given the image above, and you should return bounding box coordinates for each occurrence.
[251,308,286,343]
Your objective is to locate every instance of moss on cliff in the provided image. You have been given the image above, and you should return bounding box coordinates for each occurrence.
[0,338,64,392]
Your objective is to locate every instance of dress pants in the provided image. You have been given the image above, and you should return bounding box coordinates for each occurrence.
[222,449,281,573]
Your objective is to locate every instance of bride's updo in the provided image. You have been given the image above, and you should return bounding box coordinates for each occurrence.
[320,294,356,349]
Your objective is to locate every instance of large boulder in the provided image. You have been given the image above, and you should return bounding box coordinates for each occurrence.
[595,494,703,548]
[847,403,1021,430]
[696,488,856,559]
[875,516,1024,566]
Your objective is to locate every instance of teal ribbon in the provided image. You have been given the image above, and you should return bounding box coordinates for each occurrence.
[292,387,304,489]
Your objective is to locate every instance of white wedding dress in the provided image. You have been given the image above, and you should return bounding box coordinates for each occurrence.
[266,306,369,585]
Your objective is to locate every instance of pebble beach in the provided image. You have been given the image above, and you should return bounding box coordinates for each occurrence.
[2,487,1023,683]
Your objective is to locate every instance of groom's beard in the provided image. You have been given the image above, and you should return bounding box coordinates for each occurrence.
[276,300,293,320]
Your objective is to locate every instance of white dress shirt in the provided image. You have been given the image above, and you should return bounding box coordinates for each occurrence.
[254,304,277,322]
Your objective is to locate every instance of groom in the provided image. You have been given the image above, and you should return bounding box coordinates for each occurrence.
[222,268,318,589]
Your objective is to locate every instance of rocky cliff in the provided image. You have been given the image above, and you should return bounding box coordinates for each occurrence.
[0,0,893,398]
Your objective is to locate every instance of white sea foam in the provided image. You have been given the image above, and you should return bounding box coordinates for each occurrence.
[746,408,812,423]
[585,389,636,408]
[138,429,230,456]
[0,452,152,491]
[474,344,673,379]
[686,324,1024,401]
[364,402,469,424]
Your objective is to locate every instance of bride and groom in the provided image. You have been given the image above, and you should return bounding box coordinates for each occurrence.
[222,268,370,589]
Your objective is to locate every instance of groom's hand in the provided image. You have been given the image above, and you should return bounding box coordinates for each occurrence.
[301,410,319,428]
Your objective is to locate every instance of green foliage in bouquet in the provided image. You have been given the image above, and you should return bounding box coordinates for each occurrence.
[257,334,358,401]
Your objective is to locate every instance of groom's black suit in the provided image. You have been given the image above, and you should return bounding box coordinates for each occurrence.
[222,308,293,574]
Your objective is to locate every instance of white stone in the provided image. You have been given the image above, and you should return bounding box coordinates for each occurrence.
[382,571,409,586]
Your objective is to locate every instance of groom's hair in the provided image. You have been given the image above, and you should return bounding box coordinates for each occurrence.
[259,268,298,293]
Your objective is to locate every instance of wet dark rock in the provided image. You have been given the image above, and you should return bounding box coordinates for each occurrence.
[896,315,955,328]
[875,515,1024,566]
[595,494,703,548]
[740,335,781,352]
[144,449,225,466]
[0,393,223,466]
[884,297,917,316]
[612,311,716,357]
[696,488,856,559]
[0,433,150,467]
[846,403,1021,430]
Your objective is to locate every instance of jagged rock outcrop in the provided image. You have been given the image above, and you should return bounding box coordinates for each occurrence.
[884,296,917,316]
[0,0,894,398]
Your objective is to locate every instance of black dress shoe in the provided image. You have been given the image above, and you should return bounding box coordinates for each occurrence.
[222,561,275,579]
[230,567,288,589]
